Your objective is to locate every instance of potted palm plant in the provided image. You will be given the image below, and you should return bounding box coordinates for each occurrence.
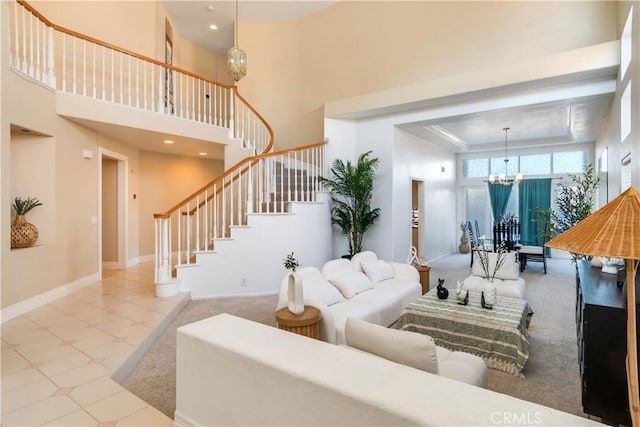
[321,151,381,258]
[11,196,42,248]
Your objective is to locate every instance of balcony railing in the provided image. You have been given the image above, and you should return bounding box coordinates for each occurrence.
[8,0,272,154]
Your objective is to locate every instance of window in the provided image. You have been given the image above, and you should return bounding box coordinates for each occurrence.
[463,158,488,178]
[462,150,587,178]
[553,151,587,174]
[621,82,632,144]
[621,6,633,80]
[465,187,488,236]
[520,154,551,175]
[490,156,518,177]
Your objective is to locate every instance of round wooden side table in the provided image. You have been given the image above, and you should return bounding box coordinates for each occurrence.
[275,305,321,339]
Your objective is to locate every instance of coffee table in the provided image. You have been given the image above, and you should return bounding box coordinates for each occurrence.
[397,288,533,376]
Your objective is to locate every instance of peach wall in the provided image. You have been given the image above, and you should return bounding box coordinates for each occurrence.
[101,158,118,263]
[239,1,617,149]
[3,71,100,308]
[138,151,224,258]
[31,1,156,57]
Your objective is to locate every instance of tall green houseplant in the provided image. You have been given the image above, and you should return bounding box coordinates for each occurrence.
[321,151,381,257]
[537,163,600,261]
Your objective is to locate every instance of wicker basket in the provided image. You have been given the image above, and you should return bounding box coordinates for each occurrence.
[11,215,39,248]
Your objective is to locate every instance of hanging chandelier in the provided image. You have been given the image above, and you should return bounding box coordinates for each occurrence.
[488,127,523,185]
[227,0,247,82]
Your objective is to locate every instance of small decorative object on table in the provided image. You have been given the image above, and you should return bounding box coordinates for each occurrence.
[476,241,506,309]
[436,278,449,299]
[11,196,43,249]
[283,252,304,315]
[455,280,469,305]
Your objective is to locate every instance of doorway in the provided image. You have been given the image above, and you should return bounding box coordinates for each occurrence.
[98,148,128,276]
[411,179,424,257]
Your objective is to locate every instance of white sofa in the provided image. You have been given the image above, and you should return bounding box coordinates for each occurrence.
[175,314,600,427]
[344,317,488,388]
[276,251,422,345]
[460,252,526,300]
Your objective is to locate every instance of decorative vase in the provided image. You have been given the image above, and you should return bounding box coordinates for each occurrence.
[482,278,497,308]
[11,215,39,249]
[459,233,469,254]
[287,272,304,315]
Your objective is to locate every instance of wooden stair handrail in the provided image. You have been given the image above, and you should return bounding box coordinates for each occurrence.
[17,0,234,89]
[154,140,328,219]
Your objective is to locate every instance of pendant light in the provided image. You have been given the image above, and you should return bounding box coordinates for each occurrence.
[489,127,523,185]
[227,0,246,82]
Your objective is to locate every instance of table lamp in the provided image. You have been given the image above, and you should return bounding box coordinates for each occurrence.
[545,187,640,426]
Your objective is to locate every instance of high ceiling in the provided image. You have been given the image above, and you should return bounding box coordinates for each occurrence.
[161,1,337,54]
[151,2,616,157]
[397,95,614,154]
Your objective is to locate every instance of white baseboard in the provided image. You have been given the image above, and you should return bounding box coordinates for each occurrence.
[173,411,199,427]
[137,254,155,264]
[1,273,100,323]
[190,290,277,300]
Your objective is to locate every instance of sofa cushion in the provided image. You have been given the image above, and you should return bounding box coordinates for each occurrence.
[329,271,373,298]
[303,277,346,307]
[350,288,405,327]
[327,302,378,345]
[461,274,526,300]
[471,252,519,280]
[322,259,355,281]
[345,318,439,374]
[436,346,488,388]
[373,278,422,308]
[361,259,394,284]
[350,251,379,272]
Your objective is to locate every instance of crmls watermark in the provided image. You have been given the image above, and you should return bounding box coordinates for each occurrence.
[490,411,543,425]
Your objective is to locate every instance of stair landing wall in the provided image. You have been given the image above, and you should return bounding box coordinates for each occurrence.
[178,192,332,299]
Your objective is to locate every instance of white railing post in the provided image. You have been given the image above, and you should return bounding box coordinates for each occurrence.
[155,217,172,283]
[229,89,235,138]
[246,163,254,215]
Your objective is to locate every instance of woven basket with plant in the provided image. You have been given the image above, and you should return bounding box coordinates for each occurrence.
[11,196,42,249]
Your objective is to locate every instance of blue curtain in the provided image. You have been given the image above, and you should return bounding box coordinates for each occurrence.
[518,179,552,245]
[488,184,513,224]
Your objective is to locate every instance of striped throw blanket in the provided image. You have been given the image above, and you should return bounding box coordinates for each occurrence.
[397,289,533,376]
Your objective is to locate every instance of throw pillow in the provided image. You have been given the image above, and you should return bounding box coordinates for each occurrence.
[472,252,519,280]
[329,271,373,298]
[302,277,346,306]
[345,317,439,374]
[361,259,394,284]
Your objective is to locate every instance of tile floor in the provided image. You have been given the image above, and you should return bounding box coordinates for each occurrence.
[1,263,186,426]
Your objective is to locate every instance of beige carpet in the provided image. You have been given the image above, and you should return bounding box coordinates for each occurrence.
[122,253,586,420]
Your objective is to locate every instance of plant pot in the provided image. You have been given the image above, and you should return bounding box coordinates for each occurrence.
[11,215,38,248]
[459,234,469,254]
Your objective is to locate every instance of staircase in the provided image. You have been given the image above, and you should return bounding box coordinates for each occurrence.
[8,0,333,299]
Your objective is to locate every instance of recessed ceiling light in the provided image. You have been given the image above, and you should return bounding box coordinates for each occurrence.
[163,140,174,144]
[199,152,208,156]
[207,5,214,11]
[209,24,218,30]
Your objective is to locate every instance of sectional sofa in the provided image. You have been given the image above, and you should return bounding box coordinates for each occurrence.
[175,314,600,427]
[276,251,422,344]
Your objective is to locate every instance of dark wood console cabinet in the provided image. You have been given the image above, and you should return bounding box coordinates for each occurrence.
[575,260,640,425]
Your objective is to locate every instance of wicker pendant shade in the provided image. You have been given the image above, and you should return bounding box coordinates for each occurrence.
[546,187,640,426]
